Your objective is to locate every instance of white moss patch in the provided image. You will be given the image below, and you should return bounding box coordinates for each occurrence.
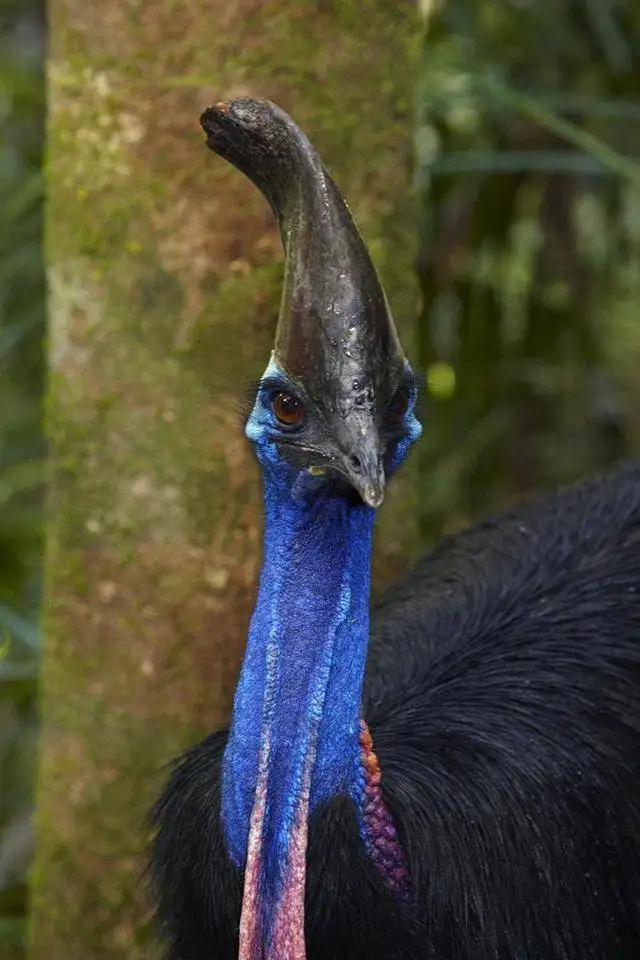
[48,61,144,192]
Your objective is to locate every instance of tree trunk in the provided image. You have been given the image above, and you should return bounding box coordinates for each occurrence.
[29,2,421,957]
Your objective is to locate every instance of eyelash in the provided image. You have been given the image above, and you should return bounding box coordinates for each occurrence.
[235,379,307,429]
[235,380,263,427]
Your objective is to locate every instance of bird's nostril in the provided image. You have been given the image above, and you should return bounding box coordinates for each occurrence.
[350,454,361,472]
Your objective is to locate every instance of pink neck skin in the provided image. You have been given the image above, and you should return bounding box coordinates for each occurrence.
[238,720,411,960]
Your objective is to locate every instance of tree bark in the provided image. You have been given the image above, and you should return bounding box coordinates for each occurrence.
[30,2,421,957]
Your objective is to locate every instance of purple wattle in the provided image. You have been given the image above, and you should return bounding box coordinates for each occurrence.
[357,720,413,904]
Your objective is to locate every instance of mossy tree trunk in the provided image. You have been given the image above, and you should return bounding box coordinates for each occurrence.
[29,2,421,957]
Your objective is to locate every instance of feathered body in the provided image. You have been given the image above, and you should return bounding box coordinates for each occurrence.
[152,463,640,959]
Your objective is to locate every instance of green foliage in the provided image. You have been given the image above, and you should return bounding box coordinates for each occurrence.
[0,0,44,954]
[416,0,640,538]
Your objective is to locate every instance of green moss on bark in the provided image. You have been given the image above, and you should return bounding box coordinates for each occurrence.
[30,2,421,957]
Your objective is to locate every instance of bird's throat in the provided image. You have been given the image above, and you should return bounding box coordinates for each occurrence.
[222,480,375,960]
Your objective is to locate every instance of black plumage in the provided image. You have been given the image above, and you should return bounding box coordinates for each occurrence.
[150,462,640,959]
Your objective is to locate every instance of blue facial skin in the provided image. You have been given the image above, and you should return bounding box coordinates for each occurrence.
[221,356,421,904]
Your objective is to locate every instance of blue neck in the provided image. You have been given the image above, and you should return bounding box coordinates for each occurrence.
[222,473,374,892]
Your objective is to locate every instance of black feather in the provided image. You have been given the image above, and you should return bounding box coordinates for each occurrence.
[150,463,640,959]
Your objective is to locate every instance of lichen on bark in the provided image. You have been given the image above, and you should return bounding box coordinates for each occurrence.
[30,2,421,957]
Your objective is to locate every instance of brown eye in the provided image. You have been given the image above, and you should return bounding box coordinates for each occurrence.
[271,391,306,427]
[387,385,410,423]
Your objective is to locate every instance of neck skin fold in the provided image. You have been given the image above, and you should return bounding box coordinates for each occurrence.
[222,470,374,960]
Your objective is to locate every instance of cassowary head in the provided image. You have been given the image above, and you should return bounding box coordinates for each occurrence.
[201,99,421,507]
[200,99,421,960]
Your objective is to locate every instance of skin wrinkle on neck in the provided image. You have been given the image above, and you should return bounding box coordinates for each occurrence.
[223,449,374,958]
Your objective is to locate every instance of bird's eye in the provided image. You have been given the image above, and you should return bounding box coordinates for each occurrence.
[271,391,306,428]
[387,385,410,424]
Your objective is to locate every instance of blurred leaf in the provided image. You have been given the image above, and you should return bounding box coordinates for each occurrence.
[417,0,640,540]
[0,813,33,893]
[0,917,26,949]
[427,150,614,175]
[0,607,39,650]
[0,664,37,683]
[0,0,45,948]
[477,74,640,185]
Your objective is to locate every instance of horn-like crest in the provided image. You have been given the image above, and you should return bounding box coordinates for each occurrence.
[200,99,405,416]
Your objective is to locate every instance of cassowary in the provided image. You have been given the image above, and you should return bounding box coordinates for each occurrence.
[149,99,640,960]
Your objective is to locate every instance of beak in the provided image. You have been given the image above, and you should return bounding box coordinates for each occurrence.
[336,422,386,508]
